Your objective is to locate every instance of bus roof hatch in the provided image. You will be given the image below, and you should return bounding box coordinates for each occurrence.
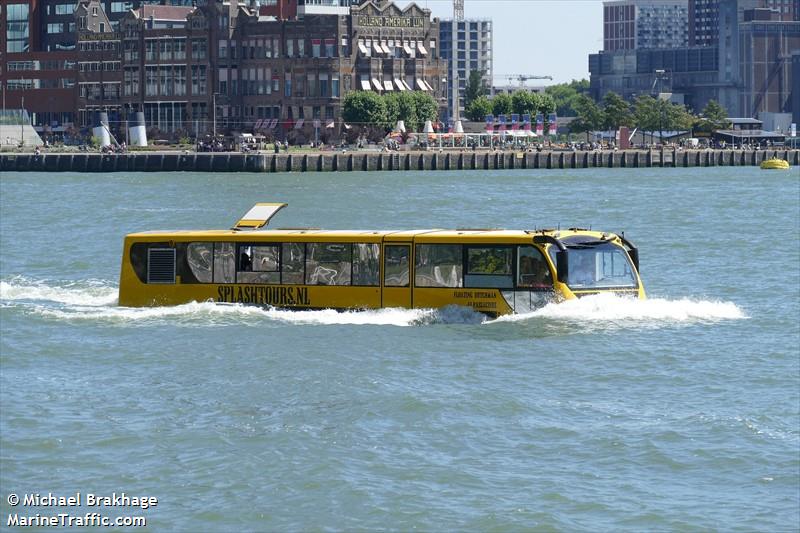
[233,203,288,230]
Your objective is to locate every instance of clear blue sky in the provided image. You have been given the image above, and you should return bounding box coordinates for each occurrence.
[398,0,604,85]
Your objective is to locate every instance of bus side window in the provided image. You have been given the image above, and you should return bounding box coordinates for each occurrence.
[415,244,463,288]
[384,245,410,287]
[306,243,352,286]
[352,243,380,286]
[237,244,280,284]
[186,242,214,283]
[213,242,235,283]
[281,242,305,284]
[517,246,552,289]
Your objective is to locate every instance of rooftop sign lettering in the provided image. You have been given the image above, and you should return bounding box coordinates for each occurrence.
[357,15,423,28]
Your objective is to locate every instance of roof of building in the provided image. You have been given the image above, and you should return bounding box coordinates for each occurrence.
[714,129,785,139]
[133,5,195,21]
[728,117,763,125]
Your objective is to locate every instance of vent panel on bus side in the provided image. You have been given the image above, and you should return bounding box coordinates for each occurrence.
[147,248,176,284]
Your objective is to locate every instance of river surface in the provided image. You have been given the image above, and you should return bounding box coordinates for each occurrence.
[1,168,798,531]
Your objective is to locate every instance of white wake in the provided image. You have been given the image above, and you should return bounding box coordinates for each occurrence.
[493,292,747,324]
[2,277,745,327]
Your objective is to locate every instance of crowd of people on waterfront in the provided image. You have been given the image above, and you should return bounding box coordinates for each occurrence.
[15,136,792,156]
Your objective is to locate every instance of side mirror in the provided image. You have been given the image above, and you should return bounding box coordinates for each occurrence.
[556,250,569,284]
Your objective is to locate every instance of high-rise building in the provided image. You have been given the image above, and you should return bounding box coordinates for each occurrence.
[1,1,79,133]
[688,0,797,46]
[603,0,689,51]
[738,8,800,116]
[439,18,492,121]
[4,1,36,54]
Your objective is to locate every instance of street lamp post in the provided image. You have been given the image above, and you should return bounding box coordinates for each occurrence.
[21,95,25,147]
[212,92,220,140]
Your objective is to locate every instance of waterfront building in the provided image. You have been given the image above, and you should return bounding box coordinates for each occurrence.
[3,0,445,142]
[1,1,78,136]
[589,46,722,110]
[603,0,689,51]
[231,0,445,139]
[689,0,798,46]
[590,1,799,117]
[75,0,123,131]
[738,8,800,117]
[439,18,492,121]
[348,1,444,105]
[118,4,212,135]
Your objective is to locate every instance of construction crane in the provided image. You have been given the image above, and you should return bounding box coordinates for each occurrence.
[507,74,554,87]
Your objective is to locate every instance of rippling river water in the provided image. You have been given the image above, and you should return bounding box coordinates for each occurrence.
[1,168,798,531]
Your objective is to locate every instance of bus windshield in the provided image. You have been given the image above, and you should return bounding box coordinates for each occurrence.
[562,243,637,290]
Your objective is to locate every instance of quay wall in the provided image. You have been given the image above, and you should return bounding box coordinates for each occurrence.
[2,149,799,173]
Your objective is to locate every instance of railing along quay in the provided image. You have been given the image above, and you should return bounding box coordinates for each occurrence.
[2,149,798,173]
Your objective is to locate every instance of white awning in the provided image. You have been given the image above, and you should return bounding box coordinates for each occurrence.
[382,42,392,55]
[358,42,368,55]
[360,79,371,91]
[402,79,413,91]
[417,43,427,55]
[423,80,434,91]
[294,118,304,129]
[416,79,428,91]
[403,44,413,56]
[383,80,393,91]
[372,40,383,55]
[394,78,406,91]
[372,78,383,92]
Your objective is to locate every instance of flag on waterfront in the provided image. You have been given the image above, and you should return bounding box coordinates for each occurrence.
[548,113,557,136]
[499,115,507,132]
[511,114,519,131]
[485,114,494,133]
[523,114,532,132]
[535,114,544,136]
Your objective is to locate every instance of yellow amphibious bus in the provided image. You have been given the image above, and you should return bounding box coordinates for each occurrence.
[119,203,645,316]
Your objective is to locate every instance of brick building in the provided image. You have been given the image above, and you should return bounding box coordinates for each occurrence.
[118,4,212,136]
[1,1,78,138]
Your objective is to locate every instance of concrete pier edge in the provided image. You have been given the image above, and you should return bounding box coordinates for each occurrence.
[2,150,798,172]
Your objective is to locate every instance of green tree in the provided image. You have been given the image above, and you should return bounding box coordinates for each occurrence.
[601,91,633,130]
[544,79,589,116]
[539,93,556,115]
[696,99,731,133]
[464,70,486,108]
[384,92,401,127]
[665,102,695,132]
[511,91,540,116]
[491,93,513,116]
[633,95,660,143]
[465,95,492,122]
[343,91,388,128]
[634,95,694,144]
[411,91,439,130]
[569,94,603,141]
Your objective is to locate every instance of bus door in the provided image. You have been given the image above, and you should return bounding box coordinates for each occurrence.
[512,244,555,313]
[382,240,412,308]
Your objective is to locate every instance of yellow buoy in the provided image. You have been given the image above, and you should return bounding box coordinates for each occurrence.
[760,158,790,170]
